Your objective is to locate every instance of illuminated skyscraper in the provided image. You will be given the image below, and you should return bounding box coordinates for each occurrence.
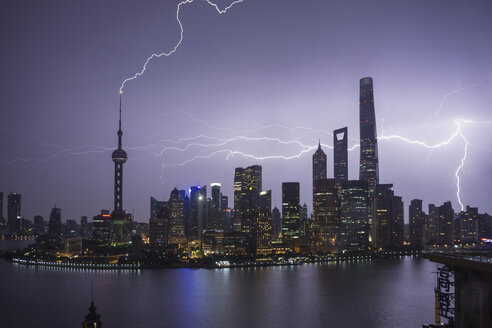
[210,183,223,230]
[371,184,404,249]
[359,77,379,189]
[409,199,425,248]
[233,165,262,235]
[313,178,338,251]
[312,141,327,183]
[252,190,273,255]
[425,204,438,245]
[339,180,370,251]
[111,94,131,242]
[282,182,300,243]
[437,201,454,245]
[92,210,112,244]
[272,206,281,239]
[150,196,166,220]
[189,186,206,241]
[334,127,348,184]
[149,205,169,254]
[168,188,186,246]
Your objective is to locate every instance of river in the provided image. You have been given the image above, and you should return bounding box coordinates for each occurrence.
[0,240,436,327]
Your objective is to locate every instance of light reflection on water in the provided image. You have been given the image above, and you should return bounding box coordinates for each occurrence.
[0,241,435,328]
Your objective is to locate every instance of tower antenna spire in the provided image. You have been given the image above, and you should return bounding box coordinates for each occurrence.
[117,91,123,149]
[119,91,122,131]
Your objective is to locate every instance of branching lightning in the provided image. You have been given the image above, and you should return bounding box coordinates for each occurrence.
[1,0,490,213]
[119,0,245,93]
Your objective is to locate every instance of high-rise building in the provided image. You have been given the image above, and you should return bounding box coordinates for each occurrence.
[334,127,348,184]
[409,199,425,248]
[233,165,262,235]
[150,197,166,220]
[312,141,327,183]
[34,215,44,235]
[149,205,169,254]
[210,183,223,230]
[458,206,478,244]
[49,206,62,236]
[272,206,281,240]
[437,201,454,245]
[80,216,89,238]
[313,178,338,252]
[110,94,132,242]
[478,212,492,241]
[211,183,221,210]
[282,182,300,243]
[220,195,228,211]
[7,192,21,234]
[168,188,186,246]
[92,210,112,244]
[339,180,370,251]
[299,203,308,237]
[424,204,439,245]
[359,77,379,190]
[371,184,404,249]
[253,190,273,255]
[189,186,206,241]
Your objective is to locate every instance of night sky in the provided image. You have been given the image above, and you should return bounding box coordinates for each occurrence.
[1,0,491,221]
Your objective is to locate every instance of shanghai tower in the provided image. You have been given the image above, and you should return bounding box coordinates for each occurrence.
[359,77,379,188]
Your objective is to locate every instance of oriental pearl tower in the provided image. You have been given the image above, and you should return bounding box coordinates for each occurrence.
[111,91,131,242]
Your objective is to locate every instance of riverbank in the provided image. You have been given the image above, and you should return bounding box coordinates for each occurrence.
[6,249,421,270]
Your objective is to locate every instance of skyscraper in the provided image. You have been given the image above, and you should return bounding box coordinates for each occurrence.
[168,188,186,246]
[7,192,21,234]
[409,199,425,248]
[210,183,223,229]
[425,204,439,245]
[272,206,281,240]
[359,77,379,189]
[312,141,327,183]
[189,186,206,241]
[92,210,112,244]
[437,201,454,245]
[48,206,62,236]
[34,215,44,235]
[312,143,338,252]
[339,180,370,251]
[233,165,262,235]
[252,190,273,255]
[149,205,169,255]
[334,127,348,184]
[371,184,404,249]
[150,197,166,220]
[312,178,338,251]
[282,182,300,243]
[111,94,131,242]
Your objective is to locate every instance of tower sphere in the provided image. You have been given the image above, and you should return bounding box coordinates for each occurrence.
[112,149,127,164]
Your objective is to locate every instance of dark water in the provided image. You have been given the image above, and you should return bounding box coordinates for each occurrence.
[0,241,436,328]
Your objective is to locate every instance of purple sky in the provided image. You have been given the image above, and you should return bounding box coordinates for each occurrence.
[1,0,491,222]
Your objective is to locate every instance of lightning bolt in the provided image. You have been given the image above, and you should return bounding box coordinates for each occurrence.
[419,78,490,129]
[119,0,245,93]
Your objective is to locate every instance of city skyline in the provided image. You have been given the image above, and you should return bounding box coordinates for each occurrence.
[1,0,491,221]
